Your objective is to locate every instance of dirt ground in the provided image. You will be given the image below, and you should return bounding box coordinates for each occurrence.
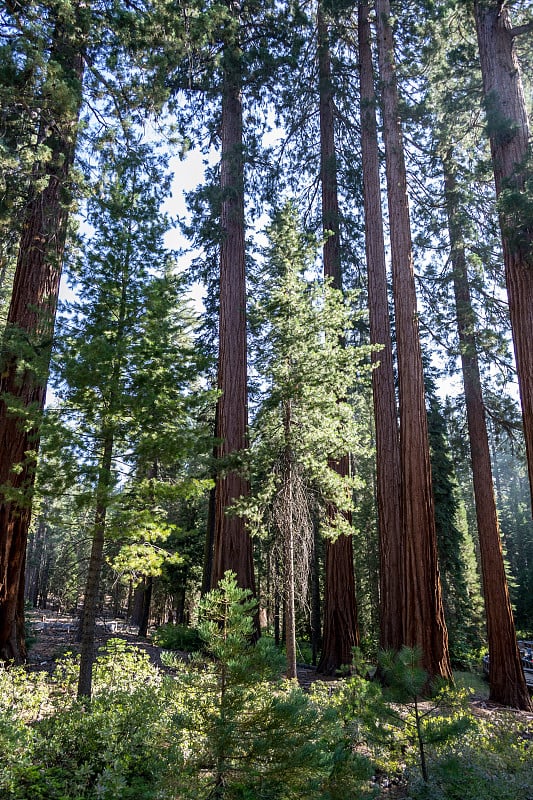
[25,610,333,690]
[25,611,533,719]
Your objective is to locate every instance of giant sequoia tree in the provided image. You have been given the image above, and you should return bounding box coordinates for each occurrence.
[474,1,533,510]
[0,0,88,663]
[316,2,360,676]
[211,1,255,594]
[358,0,403,653]
[374,0,451,680]
[442,152,530,709]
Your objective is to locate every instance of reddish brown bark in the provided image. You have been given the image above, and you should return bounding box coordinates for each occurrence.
[374,0,451,680]
[211,10,255,595]
[358,0,403,653]
[474,1,533,514]
[315,6,359,675]
[77,429,114,700]
[443,153,531,710]
[318,456,360,675]
[0,16,85,663]
[318,6,341,290]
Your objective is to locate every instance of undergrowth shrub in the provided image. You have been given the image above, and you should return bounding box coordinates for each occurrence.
[152,621,202,652]
[164,571,376,800]
[2,599,530,800]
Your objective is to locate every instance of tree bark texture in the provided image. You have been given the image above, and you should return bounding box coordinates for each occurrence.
[212,12,256,596]
[374,0,451,680]
[77,430,114,700]
[443,153,531,710]
[283,401,297,679]
[318,485,360,675]
[138,576,153,638]
[316,4,359,675]
[474,1,533,512]
[358,0,403,652]
[0,13,85,663]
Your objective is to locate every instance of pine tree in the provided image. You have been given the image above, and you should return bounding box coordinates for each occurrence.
[241,204,372,678]
[50,137,210,698]
[426,379,484,666]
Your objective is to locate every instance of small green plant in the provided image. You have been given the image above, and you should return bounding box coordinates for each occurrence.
[152,622,202,652]
[166,571,375,800]
[378,647,474,785]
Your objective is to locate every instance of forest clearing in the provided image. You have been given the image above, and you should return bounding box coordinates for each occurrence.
[1,0,533,796]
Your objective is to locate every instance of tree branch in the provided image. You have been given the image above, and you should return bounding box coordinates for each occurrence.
[510,20,533,38]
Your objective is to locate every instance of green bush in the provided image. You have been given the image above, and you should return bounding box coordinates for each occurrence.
[152,622,202,651]
[0,643,176,800]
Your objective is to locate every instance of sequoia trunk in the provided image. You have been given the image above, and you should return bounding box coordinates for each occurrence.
[443,153,531,710]
[358,0,403,652]
[474,1,533,512]
[0,11,85,663]
[212,6,255,595]
[374,0,451,679]
[316,5,359,675]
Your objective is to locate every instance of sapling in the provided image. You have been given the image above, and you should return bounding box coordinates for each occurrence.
[379,647,473,784]
[169,571,372,800]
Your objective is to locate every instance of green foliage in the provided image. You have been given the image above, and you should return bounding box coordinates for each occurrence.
[0,642,174,800]
[242,203,374,537]
[406,712,533,800]
[1,632,530,800]
[497,148,533,267]
[426,385,484,666]
[152,622,202,652]
[165,571,375,799]
[378,648,475,785]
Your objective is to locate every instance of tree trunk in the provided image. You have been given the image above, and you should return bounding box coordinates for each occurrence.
[315,5,359,675]
[443,152,531,710]
[24,516,46,608]
[138,576,153,638]
[212,7,255,597]
[474,1,533,512]
[0,12,85,663]
[310,516,321,666]
[283,401,297,679]
[358,0,403,653]
[318,491,360,675]
[374,0,451,680]
[77,429,114,700]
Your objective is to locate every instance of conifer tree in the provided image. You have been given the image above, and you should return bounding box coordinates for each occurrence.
[474,0,533,512]
[211,0,255,595]
[242,204,372,678]
[316,1,360,676]
[442,152,530,709]
[50,137,209,698]
[374,0,451,680]
[358,0,403,653]
[426,377,484,666]
[0,0,89,663]
[417,2,531,708]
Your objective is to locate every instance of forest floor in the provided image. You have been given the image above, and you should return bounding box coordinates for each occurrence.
[22,611,533,800]
[25,610,334,690]
[26,610,533,717]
